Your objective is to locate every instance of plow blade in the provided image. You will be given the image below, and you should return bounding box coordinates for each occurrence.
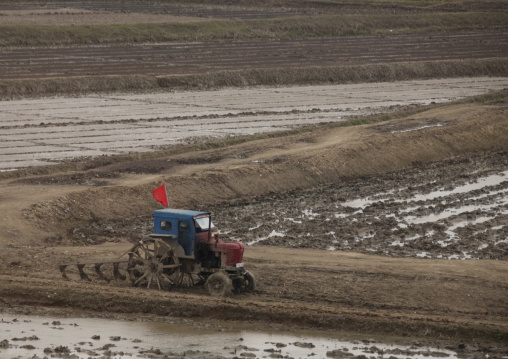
[59,260,128,282]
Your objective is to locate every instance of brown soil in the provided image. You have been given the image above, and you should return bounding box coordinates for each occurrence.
[2,59,507,100]
[0,0,505,17]
[0,1,507,358]
[0,1,507,98]
[0,8,210,25]
[1,33,506,81]
[0,2,302,21]
[1,92,507,358]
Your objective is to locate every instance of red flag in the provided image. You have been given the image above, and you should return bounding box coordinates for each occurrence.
[152,184,168,207]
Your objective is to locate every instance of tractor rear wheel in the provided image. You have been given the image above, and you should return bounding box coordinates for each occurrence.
[205,271,232,297]
[173,258,205,287]
[127,238,180,290]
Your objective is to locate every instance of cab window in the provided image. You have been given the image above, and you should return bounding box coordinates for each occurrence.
[195,216,214,232]
[179,222,190,232]
[160,221,172,231]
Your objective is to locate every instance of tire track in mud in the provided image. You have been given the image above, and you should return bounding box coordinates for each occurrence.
[1,32,507,79]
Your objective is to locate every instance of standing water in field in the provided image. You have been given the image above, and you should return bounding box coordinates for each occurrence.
[0,314,459,359]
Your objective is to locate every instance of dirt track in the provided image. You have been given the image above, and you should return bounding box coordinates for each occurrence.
[1,241,507,358]
[1,32,507,80]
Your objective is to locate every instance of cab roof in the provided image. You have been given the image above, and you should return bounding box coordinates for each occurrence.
[153,208,210,219]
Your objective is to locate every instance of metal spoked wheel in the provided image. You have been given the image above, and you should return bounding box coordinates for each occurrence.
[175,271,204,287]
[127,238,180,290]
[173,259,204,287]
[205,271,233,297]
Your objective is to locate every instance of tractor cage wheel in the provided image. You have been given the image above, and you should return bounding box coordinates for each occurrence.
[127,238,180,291]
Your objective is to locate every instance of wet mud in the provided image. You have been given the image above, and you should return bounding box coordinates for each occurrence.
[64,151,508,261]
[0,1,506,356]
[215,152,508,260]
[1,78,506,171]
[0,314,481,359]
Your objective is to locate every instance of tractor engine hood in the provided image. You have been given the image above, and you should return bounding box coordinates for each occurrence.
[216,241,244,267]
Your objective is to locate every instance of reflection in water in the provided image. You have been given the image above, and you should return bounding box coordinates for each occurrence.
[0,314,458,359]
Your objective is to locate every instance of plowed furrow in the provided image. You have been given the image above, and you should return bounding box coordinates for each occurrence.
[1,32,506,80]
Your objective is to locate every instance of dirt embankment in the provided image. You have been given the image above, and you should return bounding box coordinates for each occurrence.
[1,58,507,99]
[8,94,507,243]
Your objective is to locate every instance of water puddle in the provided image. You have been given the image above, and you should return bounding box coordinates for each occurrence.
[0,314,460,359]
[390,123,445,133]
[408,171,508,203]
[342,170,508,209]
[247,229,285,246]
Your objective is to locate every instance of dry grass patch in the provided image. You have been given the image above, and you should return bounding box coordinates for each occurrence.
[1,58,506,99]
[0,12,506,46]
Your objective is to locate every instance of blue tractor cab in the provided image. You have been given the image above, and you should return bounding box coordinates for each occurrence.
[152,208,212,257]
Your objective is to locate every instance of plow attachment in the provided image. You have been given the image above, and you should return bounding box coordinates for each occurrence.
[59,259,128,282]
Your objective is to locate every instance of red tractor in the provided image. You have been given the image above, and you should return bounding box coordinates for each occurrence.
[60,208,255,297]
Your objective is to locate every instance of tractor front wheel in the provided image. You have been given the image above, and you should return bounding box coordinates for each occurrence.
[243,271,256,292]
[205,271,232,297]
[233,270,256,293]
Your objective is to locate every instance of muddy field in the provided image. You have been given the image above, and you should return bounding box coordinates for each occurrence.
[1,86,508,358]
[1,32,506,80]
[0,1,508,358]
[215,152,508,260]
[1,88,507,359]
[0,313,484,359]
[1,77,506,171]
[30,144,507,259]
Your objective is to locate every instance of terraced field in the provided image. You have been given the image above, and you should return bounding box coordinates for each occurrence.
[0,32,506,80]
[1,77,506,171]
[0,1,507,358]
